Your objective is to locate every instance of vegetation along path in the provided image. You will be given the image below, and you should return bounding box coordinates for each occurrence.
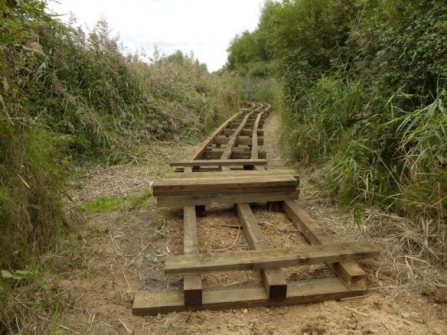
[2,1,447,333]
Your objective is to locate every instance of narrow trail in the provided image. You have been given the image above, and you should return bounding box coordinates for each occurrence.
[53,109,447,334]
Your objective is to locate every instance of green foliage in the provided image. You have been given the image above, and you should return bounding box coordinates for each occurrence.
[1,1,244,332]
[226,30,273,77]
[228,0,447,254]
[280,77,371,161]
[241,77,281,105]
[80,189,152,213]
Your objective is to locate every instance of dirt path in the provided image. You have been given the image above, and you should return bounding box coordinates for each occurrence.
[52,113,447,334]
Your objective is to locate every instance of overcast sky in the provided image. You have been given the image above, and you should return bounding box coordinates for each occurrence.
[47,0,265,72]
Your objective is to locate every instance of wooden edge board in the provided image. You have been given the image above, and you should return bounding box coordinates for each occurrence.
[251,112,263,159]
[282,200,368,288]
[200,151,267,160]
[132,277,365,316]
[170,159,267,167]
[163,169,300,182]
[164,241,379,276]
[189,111,243,160]
[220,112,254,160]
[153,176,298,192]
[237,203,287,300]
[214,136,264,146]
[156,190,299,207]
[154,186,298,197]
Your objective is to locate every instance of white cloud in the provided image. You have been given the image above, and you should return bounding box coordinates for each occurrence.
[47,0,265,71]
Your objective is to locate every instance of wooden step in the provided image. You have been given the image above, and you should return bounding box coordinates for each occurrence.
[132,277,365,316]
[164,242,379,276]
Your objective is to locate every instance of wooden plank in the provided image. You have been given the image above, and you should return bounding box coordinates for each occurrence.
[132,277,365,316]
[214,136,264,146]
[155,185,298,197]
[170,159,267,167]
[251,112,263,160]
[220,112,253,160]
[183,206,202,306]
[163,169,300,180]
[223,129,264,137]
[230,120,264,126]
[282,201,367,288]
[164,242,379,276]
[200,151,267,160]
[153,176,298,193]
[189,112,243,161]
[156,190,299,207]
[237,204,287,300]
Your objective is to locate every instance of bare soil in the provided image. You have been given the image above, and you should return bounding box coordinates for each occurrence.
[50,113,447,335]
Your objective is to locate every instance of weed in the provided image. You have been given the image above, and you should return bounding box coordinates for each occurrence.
[80,189,152,213]
[152,219,169,240]
[80,196,128,213]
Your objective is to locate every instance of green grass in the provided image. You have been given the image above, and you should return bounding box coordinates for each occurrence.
[80,189,152,213]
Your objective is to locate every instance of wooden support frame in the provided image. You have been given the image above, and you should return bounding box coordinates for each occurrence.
[133,102,376,316]
[282,201,367,288]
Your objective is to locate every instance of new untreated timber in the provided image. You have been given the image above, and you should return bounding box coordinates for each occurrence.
[164,242,379,276]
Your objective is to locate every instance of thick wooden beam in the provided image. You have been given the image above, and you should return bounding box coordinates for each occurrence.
[132,278,365,316]
[163,169,300,181]
[155,186,298,198]
[282,201,368,288]
[153,176,298,194]
[214,136,264,146]
[200,151,267,160]
[237,204,287,300]
[222,129,264,137]
[164,242,379,276]
[170,159,267,167]
[156,189,299,207]
[183,206,202,306]
[251,112,263,160]
[220,112,253,161]
[189,112,243,161]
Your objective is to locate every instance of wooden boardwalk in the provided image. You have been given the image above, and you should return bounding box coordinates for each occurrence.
[133,102,378,315]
